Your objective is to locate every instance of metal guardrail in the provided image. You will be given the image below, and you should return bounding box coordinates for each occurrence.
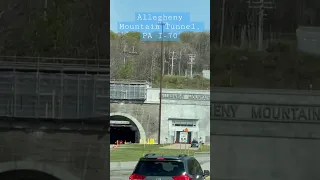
[110,79,150,85]
[110,79,149,83]
[0,56,109,72]
[110,84,147,100]
[0,56,109,64]
[0,72,109,119]
[110,79,150,100]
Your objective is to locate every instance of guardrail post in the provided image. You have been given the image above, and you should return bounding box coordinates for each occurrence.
[92,75,96,115]
[13,71,16,116]
[77,74,80,118]
[45,103,48,118]
[36,72,40,117]
[52,90,55,118]
[60,73,64,118]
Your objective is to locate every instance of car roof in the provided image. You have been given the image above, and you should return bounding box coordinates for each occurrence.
[139,154,192,161]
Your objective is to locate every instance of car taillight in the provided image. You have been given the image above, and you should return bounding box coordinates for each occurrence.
[129,173,146,180]
[172,175,192,180]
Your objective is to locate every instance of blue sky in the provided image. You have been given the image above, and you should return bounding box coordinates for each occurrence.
[110,0,210,32]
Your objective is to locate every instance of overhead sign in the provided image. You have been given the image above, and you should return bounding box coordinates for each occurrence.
[162,93,209,101]
[110,120,130,125]
[117,12,205,41]
[180,132,188,143]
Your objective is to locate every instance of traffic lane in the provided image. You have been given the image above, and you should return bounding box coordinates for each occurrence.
[201,162,211,179]
[201,161,210,171]
[111,170,131,180]
[111,175,130,180]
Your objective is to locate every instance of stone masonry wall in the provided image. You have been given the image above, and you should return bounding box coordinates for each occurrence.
[110,103,159,141]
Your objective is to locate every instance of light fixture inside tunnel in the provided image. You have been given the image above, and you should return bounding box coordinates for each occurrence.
[110,120,130,125]
[0,170,61,180]
[130,126,138,131]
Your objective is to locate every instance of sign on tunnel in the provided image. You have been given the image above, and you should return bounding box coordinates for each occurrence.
[212,103,320,121]
[110,120,130,124]
[162,93,209,101]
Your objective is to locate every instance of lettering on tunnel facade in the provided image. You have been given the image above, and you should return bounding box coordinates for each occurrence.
[213,104,320,121]
[162,93,209,101]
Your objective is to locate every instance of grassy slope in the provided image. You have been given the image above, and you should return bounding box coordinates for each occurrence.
[110,144,210,162]
[153,75,210,90]
[211,42,320,90]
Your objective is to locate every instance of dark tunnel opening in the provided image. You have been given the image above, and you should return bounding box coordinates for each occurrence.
[0,170,60,180]
[110,115,140,144]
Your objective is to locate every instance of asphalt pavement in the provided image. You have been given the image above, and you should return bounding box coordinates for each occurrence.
[111,170,133,180]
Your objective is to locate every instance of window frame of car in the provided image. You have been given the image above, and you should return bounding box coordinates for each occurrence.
[188,157,204,176]
[187,158,195,175]
[194,159,204,176]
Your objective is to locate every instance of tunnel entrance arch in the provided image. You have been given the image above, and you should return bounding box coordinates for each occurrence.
[0,170,60,180]
[0,161,80,180]
[110,112,146,144]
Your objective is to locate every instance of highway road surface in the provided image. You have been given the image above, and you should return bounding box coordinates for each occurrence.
[111,170,132,180]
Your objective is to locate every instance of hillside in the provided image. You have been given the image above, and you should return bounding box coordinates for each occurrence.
[0,0,107,59]
[211,41,320,90]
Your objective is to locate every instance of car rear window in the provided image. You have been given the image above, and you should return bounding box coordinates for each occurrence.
[133,160,185,176]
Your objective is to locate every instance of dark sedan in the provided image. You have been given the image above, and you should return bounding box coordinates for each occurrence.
[191,140,199,148]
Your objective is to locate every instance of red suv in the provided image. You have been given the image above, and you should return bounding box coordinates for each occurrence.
[129,153,210,180]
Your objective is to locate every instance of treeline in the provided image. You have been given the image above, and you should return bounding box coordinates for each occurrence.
[110,31,210,82]
[208,0,320,90]
[211,0,320,47]
[211,45,320,90]
[0,0,107,59]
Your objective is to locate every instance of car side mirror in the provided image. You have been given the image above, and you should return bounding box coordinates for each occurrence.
[203,170,210,176]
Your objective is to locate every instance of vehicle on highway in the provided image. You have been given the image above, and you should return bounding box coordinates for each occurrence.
[191,140,200,148]
[129,153,210,180]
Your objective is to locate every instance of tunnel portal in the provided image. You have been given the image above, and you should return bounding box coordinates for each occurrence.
[110,115,140,144]
[0,170,61,180]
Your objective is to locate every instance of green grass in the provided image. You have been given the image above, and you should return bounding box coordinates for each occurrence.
[211,44,320,89]
[152,75,210,90]
[110,144,210,162]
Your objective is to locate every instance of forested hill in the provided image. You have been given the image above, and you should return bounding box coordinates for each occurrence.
[110,31,210,82]
[211,0,320,46]
[209,0,320,90]
[0,0,107,59]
